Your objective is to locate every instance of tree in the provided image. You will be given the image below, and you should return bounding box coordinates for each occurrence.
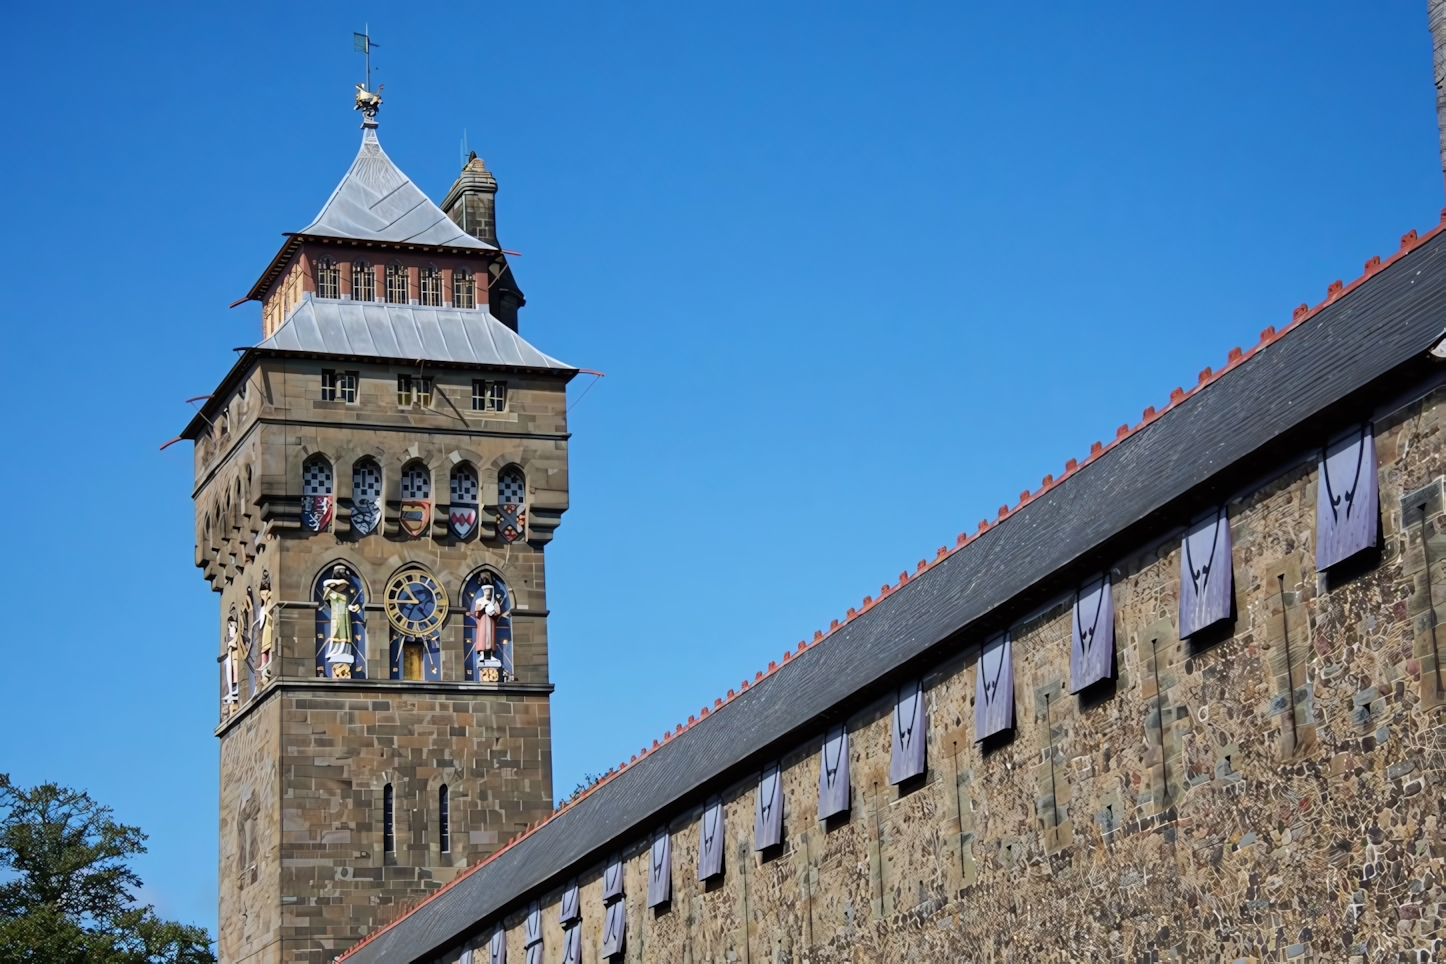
[0,775,213,964]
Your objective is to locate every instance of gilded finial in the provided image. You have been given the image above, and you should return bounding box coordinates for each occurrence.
[355,83,383,119]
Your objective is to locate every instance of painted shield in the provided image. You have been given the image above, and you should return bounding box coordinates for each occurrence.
[351,498,381,536]
[1317,424,1378,571]
[496,504,526,543]
[975,632,1014,740]
[301,495,333,532]
[399,501,431,538]
[449,505,478,540]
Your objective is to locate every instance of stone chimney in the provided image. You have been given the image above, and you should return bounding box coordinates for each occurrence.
[442,152,527,331]
[1431,0,1446,193]
[443,152,499,245]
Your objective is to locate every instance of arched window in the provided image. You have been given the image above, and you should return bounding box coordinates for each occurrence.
[385,262,408,304]
[496,466,526,543]
[301,456,334,532]
[314,563,367,679]
[315,257,340,299]
[351,459,383,537]
[448,465,478,539]
[419,264,442,307]
[453,267,476,310]
[399,463,432,539]
[438,785,450,852]
[383,784,395,853]
[351,260,375,301]
[462,569,513,681]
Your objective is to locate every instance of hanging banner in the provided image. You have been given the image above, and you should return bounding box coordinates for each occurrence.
[754,763,782,850]
[1070,575,1114,692]
[1317,424,1378,570]
[1180,508,1233,637]
[561,925,580,964]
[647,831,672,908]
[889,680,926,784]
[697,798,724,881]
[975,633,1014,740]
[488,926,506,964]
[817,725,850,820]
[523,902,542,964]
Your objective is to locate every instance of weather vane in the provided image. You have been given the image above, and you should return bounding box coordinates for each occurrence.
[353,28,382,119]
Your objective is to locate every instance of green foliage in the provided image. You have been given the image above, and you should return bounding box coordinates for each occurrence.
[0,775,213,964]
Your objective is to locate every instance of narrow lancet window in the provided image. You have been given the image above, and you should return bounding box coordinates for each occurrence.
[419,265,442,306]
[352,260,375,301]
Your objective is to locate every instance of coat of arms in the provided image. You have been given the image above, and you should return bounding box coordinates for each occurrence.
[399,501,431,538]
[449,505,477,540]
[496,503,526,543]
[301,495,333,532]
[351,497,380,536]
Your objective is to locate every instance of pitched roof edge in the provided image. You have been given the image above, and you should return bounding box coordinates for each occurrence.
[336,214,1446,964]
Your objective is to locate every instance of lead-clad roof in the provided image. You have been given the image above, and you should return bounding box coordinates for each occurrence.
[297,126,496,250]
[260,298,574,371]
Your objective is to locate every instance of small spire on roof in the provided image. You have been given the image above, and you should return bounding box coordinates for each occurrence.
[354,83,383,128]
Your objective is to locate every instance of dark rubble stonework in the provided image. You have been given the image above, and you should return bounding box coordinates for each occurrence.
[336,224,1446,964]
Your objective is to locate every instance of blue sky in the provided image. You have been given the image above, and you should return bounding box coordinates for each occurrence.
[0,0,1437,937]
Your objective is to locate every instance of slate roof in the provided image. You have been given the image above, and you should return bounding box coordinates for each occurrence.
[259,297,573,371]
[298,126,495,250]
[337,218,1446,964]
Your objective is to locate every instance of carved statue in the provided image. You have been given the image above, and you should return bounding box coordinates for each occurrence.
[256,584,275,682]
[224,609,240,704]
[471,582,501,658]
[321,566,361,678]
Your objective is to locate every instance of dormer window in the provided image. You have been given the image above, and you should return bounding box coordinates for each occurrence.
[419,265,442,307]
[385,262,408,304]
[316,257,340,299]
[352,260,375,301]
[453,268,476,310]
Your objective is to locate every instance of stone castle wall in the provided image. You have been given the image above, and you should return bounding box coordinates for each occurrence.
[434,385,1446,964]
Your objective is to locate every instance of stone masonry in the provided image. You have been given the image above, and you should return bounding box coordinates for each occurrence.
[411,374,1446,963]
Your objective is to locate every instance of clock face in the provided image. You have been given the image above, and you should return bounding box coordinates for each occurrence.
[384,569,449,636]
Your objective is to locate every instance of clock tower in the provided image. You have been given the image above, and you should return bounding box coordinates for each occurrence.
[182,89,572,964]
